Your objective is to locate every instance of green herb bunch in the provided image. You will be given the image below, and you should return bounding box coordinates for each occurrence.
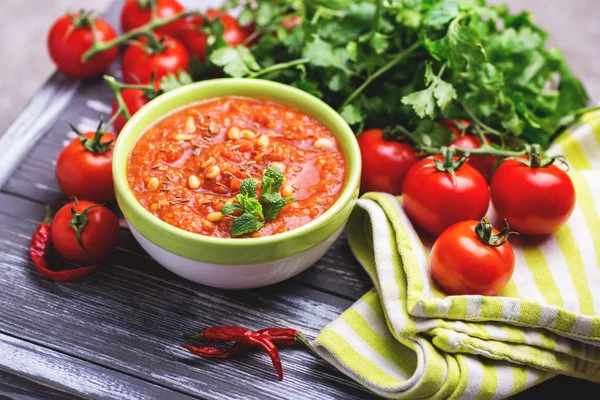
[196,0,588,148]
[222,167,295,236]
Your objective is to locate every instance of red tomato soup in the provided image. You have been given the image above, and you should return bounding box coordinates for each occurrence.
[127,97,347,238]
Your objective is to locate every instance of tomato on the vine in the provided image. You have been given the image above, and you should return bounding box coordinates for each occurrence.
[175,15,208,62]
[111,89,152,133]
[51,200,120,264]
[490,149,576,235]
[402,152,490,236]
[47,12,118,79]
[281,16,302,31]
[357,129,419,195]
[121,35,189,84]
[120,0,185,37]
[440,119,496,182]
[55,127,116,202]
[206,9,254,46]
[430,218,515,295]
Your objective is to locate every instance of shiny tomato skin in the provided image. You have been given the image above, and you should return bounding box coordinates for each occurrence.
[358,129,419,195]
[440,119,496,181]
[451,134,496,182]
[175,15,207,62]
[402,156,490,236]
[120,0,185,37]
[205,9,253,46]
[121,35,189,84]
[51,200,120,264]
[111,89,149,133]
[430,220,515,295]
[490,159,576,235]
[55,132,116,202]
[47,14,118,79]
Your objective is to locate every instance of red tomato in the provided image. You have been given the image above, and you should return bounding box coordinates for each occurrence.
[111,89,150,133]
[402,155,490,236]
[55,131,116,202]
[51,200,120,264]
[451,134,496,182]
[440,119,496,181]
[206,9,253,46]
[357,129,419,195]
[120,0,185,37]
[121,35,189,84]
[175,16,207,62]
[491,158,576,235]
[281,16,302,31]
[430,219,515,295]
[47,13,118,79]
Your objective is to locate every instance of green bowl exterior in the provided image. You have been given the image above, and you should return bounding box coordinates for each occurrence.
[113,78,360,265]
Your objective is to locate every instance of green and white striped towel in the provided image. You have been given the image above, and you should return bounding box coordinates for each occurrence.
[313,112,600,399]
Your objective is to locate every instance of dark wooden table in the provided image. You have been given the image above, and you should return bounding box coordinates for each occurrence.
[0,1,598,398]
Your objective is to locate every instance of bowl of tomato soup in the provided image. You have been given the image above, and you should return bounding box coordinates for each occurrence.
[113,79,360,289]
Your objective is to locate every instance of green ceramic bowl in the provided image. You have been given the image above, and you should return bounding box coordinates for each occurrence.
[113,78,360,288]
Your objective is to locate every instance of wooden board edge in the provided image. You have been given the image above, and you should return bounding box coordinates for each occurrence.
[0,73,79,187]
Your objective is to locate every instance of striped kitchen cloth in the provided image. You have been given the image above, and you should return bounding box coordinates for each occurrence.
[313,112,600,399]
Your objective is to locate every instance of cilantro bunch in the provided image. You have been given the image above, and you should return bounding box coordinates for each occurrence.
[198,0,589,147]
[222,167,295,236]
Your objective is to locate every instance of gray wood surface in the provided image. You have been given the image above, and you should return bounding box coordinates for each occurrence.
[0,0,597,398]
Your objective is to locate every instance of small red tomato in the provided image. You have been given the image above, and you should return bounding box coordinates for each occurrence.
[111,89,151,133]
[281,16,302,31]
[51,200,120,264]
[175,15,207,62]
[451,134,496,182]
[430,219,515,295]
[357,129,419,195]
[55,130,116,202]
[206,9,253,46]
[121,35,189,84]
[47,12,118,79]
[440,119,496,181]
[402,155,490,236]
[491,156,576,235]
[120,0,185,37]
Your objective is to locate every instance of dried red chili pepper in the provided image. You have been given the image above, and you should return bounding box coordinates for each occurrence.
[182,326,284,380]
[29,206,97,281]
[181,326,316,380]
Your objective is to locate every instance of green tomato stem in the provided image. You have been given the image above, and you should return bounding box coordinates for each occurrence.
[82,10,200,61]
[104,75,132,120]
[249,58,310,78]
[340,41,420,110]
[419,144,526,158]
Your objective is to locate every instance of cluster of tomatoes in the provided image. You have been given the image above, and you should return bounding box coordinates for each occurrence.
[40,0,253,277]
[358,120,576,296]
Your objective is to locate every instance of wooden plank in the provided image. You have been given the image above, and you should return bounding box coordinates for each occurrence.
[0,333,197,400]
[0,193,377,400]
[0,369,80,400]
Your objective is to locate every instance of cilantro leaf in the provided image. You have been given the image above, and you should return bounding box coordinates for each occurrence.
[340,104,364,125]
[160,71,193,92]
[303,36,337,67]
[231,213,264,237]
[424,0,458,26]
[210,47,260,78]
[402,63,457,118]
